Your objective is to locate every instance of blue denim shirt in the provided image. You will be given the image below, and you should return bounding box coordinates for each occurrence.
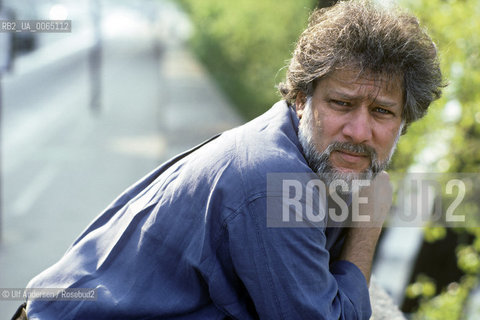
[27,101,371,319]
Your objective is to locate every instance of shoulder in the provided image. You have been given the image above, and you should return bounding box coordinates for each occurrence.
[190,101,308,174]
[226,101,311,193]
[170,101,312,211]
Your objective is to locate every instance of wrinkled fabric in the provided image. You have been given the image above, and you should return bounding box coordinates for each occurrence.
[27,101,371,319]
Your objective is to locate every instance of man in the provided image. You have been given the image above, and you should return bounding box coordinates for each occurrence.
[23,0,443,319]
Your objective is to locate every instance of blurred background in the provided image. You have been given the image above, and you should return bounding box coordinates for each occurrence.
[0,0,479,319]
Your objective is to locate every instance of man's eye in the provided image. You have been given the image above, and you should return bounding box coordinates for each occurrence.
[374,107,392,115]
[332,100,350,107]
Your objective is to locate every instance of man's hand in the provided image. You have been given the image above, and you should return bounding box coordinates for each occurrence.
[339,172,393,284]
[354,171,393,227]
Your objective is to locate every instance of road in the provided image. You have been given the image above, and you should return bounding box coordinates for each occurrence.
[0,0,242,316]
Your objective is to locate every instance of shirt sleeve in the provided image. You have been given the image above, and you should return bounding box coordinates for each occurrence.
[226,196,372,320]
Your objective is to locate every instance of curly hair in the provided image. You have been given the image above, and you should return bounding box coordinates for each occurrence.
[278,0,445,131]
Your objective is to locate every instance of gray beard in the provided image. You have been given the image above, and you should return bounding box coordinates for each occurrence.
[297,96,400,187]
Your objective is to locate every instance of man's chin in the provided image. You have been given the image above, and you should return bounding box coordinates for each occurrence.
[329,155,371,172]
[316,169,374,190]
[335,168,366,175]
[331,165,373,177]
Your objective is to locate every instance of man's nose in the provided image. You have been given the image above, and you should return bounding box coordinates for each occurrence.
[342,108,373,144]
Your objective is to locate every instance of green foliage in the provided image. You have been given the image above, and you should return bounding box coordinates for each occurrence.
[406,274,437,299]
[412,277,477,320]
[457,245,480,275]
[423,224,447,243]
[398,0,480,317]
[401,0,480,171]
[175,0,315,119]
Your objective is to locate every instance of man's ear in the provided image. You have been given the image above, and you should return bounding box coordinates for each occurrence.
[295,92,306,119]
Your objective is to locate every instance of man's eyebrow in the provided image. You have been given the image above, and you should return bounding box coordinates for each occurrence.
[375,99,399,108]
[328,90,400,108]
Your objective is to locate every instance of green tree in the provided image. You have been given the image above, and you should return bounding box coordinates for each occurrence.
[175,0,316,119]
[398,0,480,318]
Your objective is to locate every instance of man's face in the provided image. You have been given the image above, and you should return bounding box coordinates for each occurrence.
[296,69,404,183]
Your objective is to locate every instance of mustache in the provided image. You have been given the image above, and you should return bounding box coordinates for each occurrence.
[325,141,377,162]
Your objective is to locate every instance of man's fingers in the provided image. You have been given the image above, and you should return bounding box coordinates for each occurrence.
[355,171,393,226]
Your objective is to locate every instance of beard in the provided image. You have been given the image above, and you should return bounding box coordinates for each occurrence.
[297,96,402,188]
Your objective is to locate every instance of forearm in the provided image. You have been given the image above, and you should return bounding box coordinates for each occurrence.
[338,172,391,284]
[339,227,382,284]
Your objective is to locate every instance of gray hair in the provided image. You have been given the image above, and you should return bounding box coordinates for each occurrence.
[278,0,445,133]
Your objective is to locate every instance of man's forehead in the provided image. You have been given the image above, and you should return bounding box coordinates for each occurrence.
[323,68,403,94]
